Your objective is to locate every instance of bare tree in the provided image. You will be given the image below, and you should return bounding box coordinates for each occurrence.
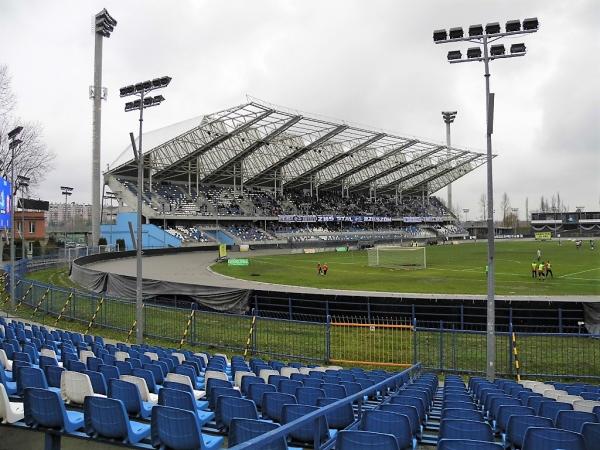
[500,192,511,226]
[479,193,486,220]
[0,65,55,187]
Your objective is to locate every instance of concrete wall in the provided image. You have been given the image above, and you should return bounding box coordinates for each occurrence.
[100,212,181,250]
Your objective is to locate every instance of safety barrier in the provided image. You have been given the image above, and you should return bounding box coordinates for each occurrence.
[3,277,599,380]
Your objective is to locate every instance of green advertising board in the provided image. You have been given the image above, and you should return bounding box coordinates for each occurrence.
[228,258,249,266]
[335,246,349,252]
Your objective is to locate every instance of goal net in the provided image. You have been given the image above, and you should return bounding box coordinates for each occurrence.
[367,246,426,269]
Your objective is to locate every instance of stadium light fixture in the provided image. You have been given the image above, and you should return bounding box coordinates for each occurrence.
[121,76,171,345]
[433,17,539,382]
[442,111,458,212]
[7,126,23,308]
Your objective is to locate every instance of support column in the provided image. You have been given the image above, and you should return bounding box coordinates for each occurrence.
[91,33,103,247]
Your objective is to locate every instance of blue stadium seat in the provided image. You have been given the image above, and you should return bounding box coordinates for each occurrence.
[115,361,133,376]
[441,408,484,422]
[555,410,598,433]
[17,366,60,396]
[206,377,233,396]
[158,387,213,425]
[86,356,103,372]
[528,396,554,416]
[131,368,160,394]
[279,379,303,396]
[241,375,264,396]
[303,378,323,389]
[521,426,585,450]
[44,365,64,389]
[336,430,400,450]
[209,386,240,411]
[359,409,413,450]
[228,418,299,450]
[84,370,107,396]
[262,392,297,423]
[98,364,120,383]
[439,419,494,442]
[539,400,572,422]
[151,406,223,450]
[248,382,277,409]
[582,422,600,450]
[322,383,347,399]
[109,379,153,419]
[518,391,542,406]
[83,396,150,444]
[215,395,258,430]
[390,396,426,425]
[506,415,554,449]
[281,404,335,445]
[379,403,420,437]
[317,397,356,430]
[496,405,534,434]
[23,387,84,433]
[295,387,325,406]
[162,380,209,411]
[437,439,503,450]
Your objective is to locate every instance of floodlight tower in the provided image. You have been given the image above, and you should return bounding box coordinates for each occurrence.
[61,186,73,249]
[17,175,30,259]
[91,9,117,249]
[120,76,171,344]
[442,111,457,212]
[7,126,23,308]
[434,17,539,380]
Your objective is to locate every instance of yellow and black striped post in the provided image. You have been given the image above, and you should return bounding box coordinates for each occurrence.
[2,279,20,308]
[15,283,33,311]
[178,309,195,350]
[86,297,104,335]
[54,293,73,326]
[512,331,521,382]
[243,315,257,357]
[31,288,51,318]
[126,320,137,344]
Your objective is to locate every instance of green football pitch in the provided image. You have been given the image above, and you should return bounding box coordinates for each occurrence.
[212,240,600,296]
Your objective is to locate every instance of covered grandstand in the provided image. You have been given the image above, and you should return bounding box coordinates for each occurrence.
[103,100,487,247]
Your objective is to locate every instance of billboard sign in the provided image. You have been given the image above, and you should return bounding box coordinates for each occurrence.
[0,178,11,229]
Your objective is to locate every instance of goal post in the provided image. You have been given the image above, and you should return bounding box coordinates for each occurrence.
[367,245,426,269]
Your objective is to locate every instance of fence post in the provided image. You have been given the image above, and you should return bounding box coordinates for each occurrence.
[411,304,416,325]
[439,320,444,373]
[412,318,417,365]
[558,308,563,334]
[252,308,258,355]
[460,304,464,330]
[508,321,514,376]
[367,297,371,322]
[451,324,457,371]
[325,314,331,363]
[288,296,292,321]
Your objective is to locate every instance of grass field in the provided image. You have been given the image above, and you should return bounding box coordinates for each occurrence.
[212,240,600,296]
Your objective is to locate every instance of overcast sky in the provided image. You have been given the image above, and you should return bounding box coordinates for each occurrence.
[1,0,598,219]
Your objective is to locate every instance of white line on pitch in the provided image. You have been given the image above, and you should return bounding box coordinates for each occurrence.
[559,267,600,278]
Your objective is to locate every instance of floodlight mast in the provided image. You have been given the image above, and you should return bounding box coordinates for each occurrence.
[91,9,117,250]
[121,77,171,345]
[17,176,30,260]
[442,111,457,212]
[434,18,539,381]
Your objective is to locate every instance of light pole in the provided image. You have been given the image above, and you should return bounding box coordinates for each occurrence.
[121,76,171,344]
[434,17,539,380]
[7,126,23,308]
[60,186,73,251]
[442,111,457,212]
[462,208,469,223]
[17,176,30,259]
[91,9,117,248]
[103,191,117,246]
[511,207,519,236]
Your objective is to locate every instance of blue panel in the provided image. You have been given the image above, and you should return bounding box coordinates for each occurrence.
[0,178,12,229]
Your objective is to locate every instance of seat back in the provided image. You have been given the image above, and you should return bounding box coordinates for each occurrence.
[109,379,143,416]
[336,430,400,450]
[522,426,585,450]
[317,397,355,430]
[158,387,197,414]
[24,387,67,429]
[296,387,325,406]
[281,404,329,444]
[573,399,600,413]
[83,396,129,440]
[132,368,158,393]
[115,361,133,376]
[18,366,48,394]
[322,383,347,399]
[280,367,300,378]
[262,392,297,423]
[496,405,534,432]
[228,418,287,449]
[555,410,598,433]
[582,423,600,450]
[539,400,572,422]
[216,395,258,430]
[437,439,503,449]
[359,409,412,449]
[439,418,494,442]
[379,403,419,435]
[234,370,254,388]
[61,370,95,405]
[209,386,241,410]
[506,415,553,449]
[248,382,277,409]
[120,375,152,402]
[151,405,202,450]
[441,407,484,422]
[99,364,120,382]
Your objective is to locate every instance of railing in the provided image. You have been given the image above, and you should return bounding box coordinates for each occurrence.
[3,277,598,380]
[230,364,421,450]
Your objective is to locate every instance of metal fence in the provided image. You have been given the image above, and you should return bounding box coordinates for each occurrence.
[4,277,599,380]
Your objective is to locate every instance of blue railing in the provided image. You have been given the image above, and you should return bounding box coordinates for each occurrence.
[230,364,422,450]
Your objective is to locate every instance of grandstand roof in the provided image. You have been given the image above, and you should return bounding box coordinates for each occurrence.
[106,100,489,195]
